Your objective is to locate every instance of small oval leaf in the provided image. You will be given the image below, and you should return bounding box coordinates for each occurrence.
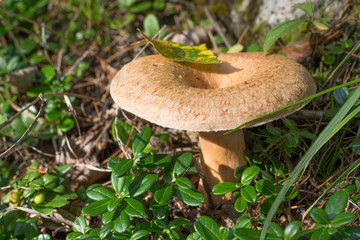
[212,182,237,195]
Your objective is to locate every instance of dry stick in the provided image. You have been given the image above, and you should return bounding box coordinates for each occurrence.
[0,206,83,233]
[203,7,232,49]
[74,163,112,172]
[64,94,81,136]
[115,107,132,159]
[65,50,90,75]
[207,31,219,55]
[237,25,249,44]
[0,94,44,159]
[0,94,42,131]
[25,144,55,157]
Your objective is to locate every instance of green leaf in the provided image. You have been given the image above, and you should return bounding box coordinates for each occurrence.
[41,65,55,83]
[43,173,58,189]
[292,2,314,17]
[154,183,172,204]
[333,87,349,105]
[264,19,305,54]
[234,196,248,212]
[283,134,298,148]
[234,228,280,240]
[313,20,328,31]
[151,203,169,219]
[241,185,257,204]
[234,165,248,180]
[310,227,330,240]
[268,222,283,238]
[132,126,152,158]
[35,233,51,240]
[0,115,14,137]
[331,212,356,226]
[173,185,204,206]
[187,232,201,240]
[130,230,150,240]
[112,119,135,146]
[212,182,237,195]
[74,215,87,232]
[310,208,329,225]
[124,198,145,217]
[241,166,260,185]
[82,199,111,216]
[86,184,116,201]
[15,218,38,239]
[175,177,193,189]
[172,152,193,177]
[139,29,222,64]
[129,1,152,12]
[143,13,160,37]
[108,198,121,211]
[113,158,134,177]
[136,154,171,170]
[352,137,360,155]
[283,221,301,240]
[255,179,275,196]
[325,191,348,220]
[7,56,19,72]
[113,211,130,233]
[227,43,244,53]
[111,172,132,195]
[170,218,191,229]
[194,216,221,240]
[53,163,74,176]
[129,173,158,197]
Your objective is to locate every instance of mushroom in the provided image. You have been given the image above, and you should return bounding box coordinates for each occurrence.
[110,52,316,206]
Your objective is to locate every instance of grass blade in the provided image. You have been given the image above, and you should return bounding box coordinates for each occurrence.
[260,85,360,240]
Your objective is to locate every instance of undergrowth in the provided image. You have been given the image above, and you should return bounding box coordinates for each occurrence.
[0,0,360,239]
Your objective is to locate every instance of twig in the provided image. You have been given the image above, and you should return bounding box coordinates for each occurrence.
[207,31,219,54]
[64,94,81,136]
[203,7,232,49]
[237,25,249,44]
[0,93,42,131]
[74,163,112,172]
[0,94,44,159]
[115,107,132,159]
[25,144,55,157]
[0,185,36,192]
[65,50,90,75]
[0,206,83,233]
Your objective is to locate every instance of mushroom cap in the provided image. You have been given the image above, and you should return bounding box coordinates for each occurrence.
[111,52,316,132]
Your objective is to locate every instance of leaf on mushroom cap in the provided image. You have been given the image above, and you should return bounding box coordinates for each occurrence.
[138,29,222,64]
[110,52,316,132]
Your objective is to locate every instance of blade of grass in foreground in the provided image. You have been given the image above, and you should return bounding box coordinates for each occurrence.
[260,85,360,240]
[260,40,360,240]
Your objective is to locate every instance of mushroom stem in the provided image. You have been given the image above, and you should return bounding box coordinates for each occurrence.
[198,130,247,206]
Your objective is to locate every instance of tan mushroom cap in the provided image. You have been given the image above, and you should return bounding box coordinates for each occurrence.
[110,52,316,131]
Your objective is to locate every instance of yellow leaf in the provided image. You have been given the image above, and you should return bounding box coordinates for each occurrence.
[138,29,222,64]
